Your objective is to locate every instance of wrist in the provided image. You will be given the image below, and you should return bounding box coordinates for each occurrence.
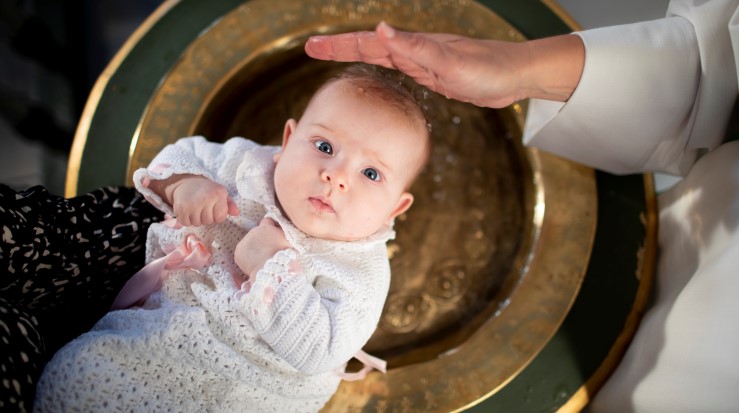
[148,174,198,205]
[246,257,270,279]
[520,34,584,102]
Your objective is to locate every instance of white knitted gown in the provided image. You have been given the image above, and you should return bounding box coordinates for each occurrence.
[33,137,393,412]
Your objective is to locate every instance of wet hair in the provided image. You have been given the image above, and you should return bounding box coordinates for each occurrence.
[326,63,428,132]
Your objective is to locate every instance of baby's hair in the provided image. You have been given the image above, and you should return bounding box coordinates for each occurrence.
[327,64,428,130]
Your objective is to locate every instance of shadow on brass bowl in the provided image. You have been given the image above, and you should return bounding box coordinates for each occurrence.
[126,0,597,411]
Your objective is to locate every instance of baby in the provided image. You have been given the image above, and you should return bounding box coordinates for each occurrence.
[33,63,429,412]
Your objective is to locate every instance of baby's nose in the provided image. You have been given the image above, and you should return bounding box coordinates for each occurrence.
[321,169,347,191]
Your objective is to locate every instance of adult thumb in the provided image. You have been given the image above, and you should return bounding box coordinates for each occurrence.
[375,21,406,53]
[375,21,443,70]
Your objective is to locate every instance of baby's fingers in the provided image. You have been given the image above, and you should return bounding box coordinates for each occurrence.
[227,197,240,217]
[206,195,239,224]
[211,199,230,224]
[172,204,195,226]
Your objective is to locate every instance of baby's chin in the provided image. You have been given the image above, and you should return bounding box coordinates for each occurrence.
[278,200,384,242]
[300,225,368,242]
[294,219,380,242]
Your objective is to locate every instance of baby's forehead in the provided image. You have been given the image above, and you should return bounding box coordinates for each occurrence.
[310,77,430,160]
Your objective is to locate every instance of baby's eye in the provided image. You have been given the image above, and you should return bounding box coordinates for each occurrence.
[314,141,333,155]
[362,168,380,181]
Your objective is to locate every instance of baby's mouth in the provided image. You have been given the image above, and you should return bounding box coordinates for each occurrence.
[309,197,335,213]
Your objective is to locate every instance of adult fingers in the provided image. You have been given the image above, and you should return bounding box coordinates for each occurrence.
[373,22,458,93]
[305,31,395,67]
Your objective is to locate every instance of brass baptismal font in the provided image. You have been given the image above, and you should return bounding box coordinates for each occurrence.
[77,0,601,411]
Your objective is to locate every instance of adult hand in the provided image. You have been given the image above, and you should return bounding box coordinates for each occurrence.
[152,174,239,226]
[234,218,291,278]
[305,21,584,107]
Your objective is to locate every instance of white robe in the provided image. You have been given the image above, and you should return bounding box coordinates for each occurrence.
[523,1,739,412]
[34,137,393,413]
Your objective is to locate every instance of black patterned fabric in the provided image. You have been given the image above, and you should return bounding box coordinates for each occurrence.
[0,185,162,412]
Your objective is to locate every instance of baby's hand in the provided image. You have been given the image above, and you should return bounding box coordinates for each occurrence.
[166,175,240,226]
[234,218,290,277]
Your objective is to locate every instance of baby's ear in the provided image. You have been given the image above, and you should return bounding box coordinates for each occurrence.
[388,192,414,223]
[282,119,297,148]
[275,119,298,163]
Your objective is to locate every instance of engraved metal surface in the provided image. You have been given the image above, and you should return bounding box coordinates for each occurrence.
[126,0,597,411]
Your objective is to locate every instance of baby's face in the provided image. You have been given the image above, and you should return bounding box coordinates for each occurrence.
[273,79,426,241]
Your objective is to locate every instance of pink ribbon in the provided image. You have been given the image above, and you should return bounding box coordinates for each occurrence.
[337,350,387,381]
[111,233,211,310]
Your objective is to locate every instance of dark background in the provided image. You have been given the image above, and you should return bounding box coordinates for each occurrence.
[0,0,670,197]
[0,0,160,195]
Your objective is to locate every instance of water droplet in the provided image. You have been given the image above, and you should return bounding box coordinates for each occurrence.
[552,383,569,401]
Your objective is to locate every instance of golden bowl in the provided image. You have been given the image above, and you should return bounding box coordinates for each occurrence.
[71,0,604,411]
[127,1,596,410]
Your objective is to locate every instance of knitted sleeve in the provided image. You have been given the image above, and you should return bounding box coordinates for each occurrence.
[132,136,260,214]
[233,244,391,375]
